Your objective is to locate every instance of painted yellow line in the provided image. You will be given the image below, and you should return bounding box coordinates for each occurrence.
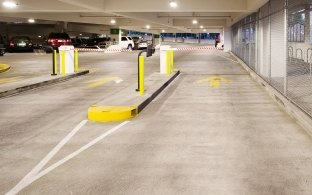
[197,76,232,89]
[0,76,23,84]
[88,106,137,122]
[86,77,123,88]
[0,63,11,73]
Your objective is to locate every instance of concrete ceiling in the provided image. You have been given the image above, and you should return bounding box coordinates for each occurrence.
[0,0,269,34]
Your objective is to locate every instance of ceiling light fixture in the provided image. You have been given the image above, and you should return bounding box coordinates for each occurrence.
[200,25,203,29]
[169,0,177,8]
[162,29,165,33]
[28,18,35,23]
[146,25,150,29]
[79,33,82,36]
[2,1,17,8]
[110,19,116,24]
[192,19,198,24]
[203,29,207,32]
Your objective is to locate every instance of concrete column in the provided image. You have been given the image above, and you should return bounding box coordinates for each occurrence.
[109,28,120,43]
[224,27,232,52]
[55,21,68,33]
[304,6,311,43]
[153,34,160,46]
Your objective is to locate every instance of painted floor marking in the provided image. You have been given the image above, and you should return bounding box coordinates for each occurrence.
[6,120,130,195]
[6,120,88,195]
[0,77,23,84]
[215,53,239,63]
[86,76,123,88]
[197,76,232,89]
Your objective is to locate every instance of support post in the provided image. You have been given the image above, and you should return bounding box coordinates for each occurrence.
[139,56,145,96]
[171,50,174,72]
[137,49,147,91]
[61,50,66,76]
[51,50,57,76]
[166,50,170,75]
[74,49,79,72]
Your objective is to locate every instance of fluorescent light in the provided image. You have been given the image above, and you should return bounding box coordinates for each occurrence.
[28,18,35,23]
[110,19,116,24]
[200,25,203,29]
[38,35,42,38]
[169,0,177,8]
[2,1,17,8]
[79,34,82,36]
[146,25,150,29]
[203,29,207,32]
[192,20,198,24]
[162,29,165,33]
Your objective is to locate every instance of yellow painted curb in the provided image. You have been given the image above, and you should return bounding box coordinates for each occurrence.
[0,64,10,73]
[88,105,138,122]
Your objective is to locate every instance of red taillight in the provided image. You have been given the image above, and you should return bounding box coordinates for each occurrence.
[48,39,56,43]
[9,41,14,47]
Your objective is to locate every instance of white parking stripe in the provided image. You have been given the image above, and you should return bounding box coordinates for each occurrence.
[6,120,88,195]
[6,120,130,195]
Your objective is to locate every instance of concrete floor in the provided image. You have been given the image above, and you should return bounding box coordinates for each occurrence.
[0,46,312,194]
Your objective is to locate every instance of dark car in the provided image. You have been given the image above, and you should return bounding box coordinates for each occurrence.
[0,34,5,56]
[84,37,111,48]
[7,36,33,52]
[44,32,71,53]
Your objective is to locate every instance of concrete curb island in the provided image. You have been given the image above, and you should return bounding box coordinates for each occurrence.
[88,71,181,122]
[0,70,89,98]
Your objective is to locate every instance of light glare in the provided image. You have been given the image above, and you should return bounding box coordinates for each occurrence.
[2,1,17,8]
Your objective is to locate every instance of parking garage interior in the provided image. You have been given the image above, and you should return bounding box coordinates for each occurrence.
[0,0,312,194]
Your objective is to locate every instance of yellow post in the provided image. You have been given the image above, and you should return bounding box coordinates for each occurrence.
[171,50,174,73]
[61,50,66,76]
[139,56,145,96]
[166,50,170,75]
[53,50,57,74]
[74,49,79,72]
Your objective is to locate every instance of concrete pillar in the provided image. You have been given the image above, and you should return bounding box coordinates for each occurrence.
[109,28,120,43]
[55,21,68,33]
[224,27,232,52]
[153,34,160,46]
[304,6,311,43]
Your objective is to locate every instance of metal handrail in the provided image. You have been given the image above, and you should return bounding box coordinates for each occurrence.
[307,48,312,76]
[288,46,293,58]
[296,48,303,60]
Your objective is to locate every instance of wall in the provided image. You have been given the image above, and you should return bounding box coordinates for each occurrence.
[232,0,312,118]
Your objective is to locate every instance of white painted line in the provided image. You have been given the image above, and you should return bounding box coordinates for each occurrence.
[6,120,88,195]
[215,53,239,63]
[6,120,130,195]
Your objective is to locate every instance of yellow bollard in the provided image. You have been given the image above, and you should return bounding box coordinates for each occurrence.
[61,50,66,76]
[171,50,174,73]
[166,50,170,75]
[74,49,79,72]
[52,50,57,75]
[139,56,145,96]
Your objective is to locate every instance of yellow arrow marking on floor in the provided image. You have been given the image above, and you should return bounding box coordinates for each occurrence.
[197,76,231,89]
[0,76,24,84]
[86,77,123,88]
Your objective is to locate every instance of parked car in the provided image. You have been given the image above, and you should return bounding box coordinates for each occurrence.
[71,38,83,47]
[119,36,134,50]
[0,34,5,56]
[43,32,71,53]
[7,36,33,52]
[131,36,142,49]
[138,40,148,49]
[83,37,111,49]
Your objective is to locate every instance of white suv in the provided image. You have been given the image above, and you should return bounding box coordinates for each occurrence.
[119,36,134,50]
